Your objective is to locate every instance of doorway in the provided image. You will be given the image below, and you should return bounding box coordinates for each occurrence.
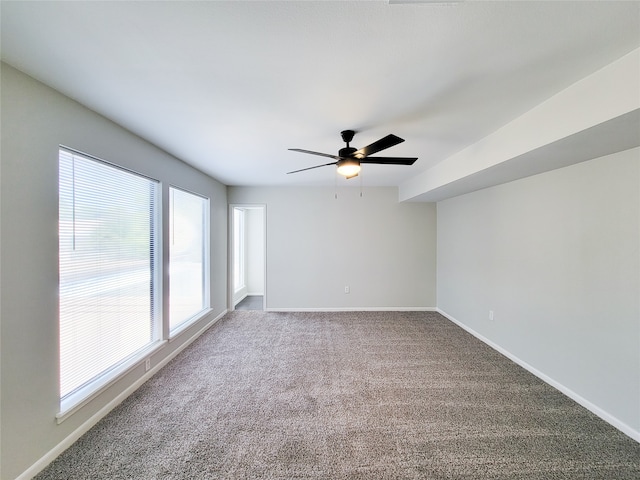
[229,204,266,311]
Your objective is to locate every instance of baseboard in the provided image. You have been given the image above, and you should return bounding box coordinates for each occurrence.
[17,309,228,480]
[436,308,640,443]
[22,306,635,479]
[265,307,437,312]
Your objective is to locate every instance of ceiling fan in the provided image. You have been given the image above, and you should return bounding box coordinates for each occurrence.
[287,130,418,179]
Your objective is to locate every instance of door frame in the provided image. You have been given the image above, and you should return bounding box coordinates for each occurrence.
[228,203,266,311]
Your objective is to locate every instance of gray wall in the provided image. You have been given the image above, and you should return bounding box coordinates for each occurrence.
[3,57,636,478]
[228,187,437,310]
[437,147,640,437]
[0,64,228,479]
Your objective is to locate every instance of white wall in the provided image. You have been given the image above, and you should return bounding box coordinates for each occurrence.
[0,63,228,480]
[437,147,640,439]
[246,208,265,295]
[401,48,640,202]
[231,207,248,306]
[228,187,437,310]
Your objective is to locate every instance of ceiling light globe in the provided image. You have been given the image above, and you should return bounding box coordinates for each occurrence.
[336,160,361,178]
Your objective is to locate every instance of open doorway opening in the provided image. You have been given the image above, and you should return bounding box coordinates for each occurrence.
[230,205,266,310]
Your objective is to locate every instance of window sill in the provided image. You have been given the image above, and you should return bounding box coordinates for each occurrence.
[56,340,168,424]
[169,308,214,342]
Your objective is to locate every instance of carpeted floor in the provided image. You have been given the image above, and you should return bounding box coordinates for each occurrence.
[36,311,639,479]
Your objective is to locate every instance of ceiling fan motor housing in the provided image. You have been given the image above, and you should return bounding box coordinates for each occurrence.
[339,146,357,157]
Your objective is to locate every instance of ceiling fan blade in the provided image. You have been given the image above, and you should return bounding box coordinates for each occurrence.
[360,157,417,165]
[288,148,341,160]
[286,161,337,174]
[353,134,404,158]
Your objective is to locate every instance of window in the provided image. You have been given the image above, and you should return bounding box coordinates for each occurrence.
[169,187,209,332]
[58,149,160,411]
[233,207,245,292]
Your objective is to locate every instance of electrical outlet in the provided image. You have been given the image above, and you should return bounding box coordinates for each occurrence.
[489,310,494,321]
[344,286,350,294]
[145,358,151,371]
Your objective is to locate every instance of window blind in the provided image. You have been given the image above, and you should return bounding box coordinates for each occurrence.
[169,187,208,331]
[59,149,159,400]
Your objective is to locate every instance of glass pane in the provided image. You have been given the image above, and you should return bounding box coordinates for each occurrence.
[59,150,158,399]
[169,187,208,331]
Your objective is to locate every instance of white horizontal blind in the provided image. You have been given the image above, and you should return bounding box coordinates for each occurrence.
[59,149,159,400]
[169,187,208,331]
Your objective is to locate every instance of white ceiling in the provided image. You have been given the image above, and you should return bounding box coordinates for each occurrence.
[2,1,639,188]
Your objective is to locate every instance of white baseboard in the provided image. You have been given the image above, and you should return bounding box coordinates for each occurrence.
[21,306,635,480]
[436,308,640,443]
[18,309,228,480]
[265,307,437,312]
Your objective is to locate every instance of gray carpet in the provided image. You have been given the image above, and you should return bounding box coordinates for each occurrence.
[37,311,639,479]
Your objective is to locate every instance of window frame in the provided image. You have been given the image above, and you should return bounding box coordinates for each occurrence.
[57,147,165,421]
[168,185,211,337]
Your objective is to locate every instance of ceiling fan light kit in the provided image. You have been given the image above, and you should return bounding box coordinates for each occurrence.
[336,159,361,178]
[288,129,417,179]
